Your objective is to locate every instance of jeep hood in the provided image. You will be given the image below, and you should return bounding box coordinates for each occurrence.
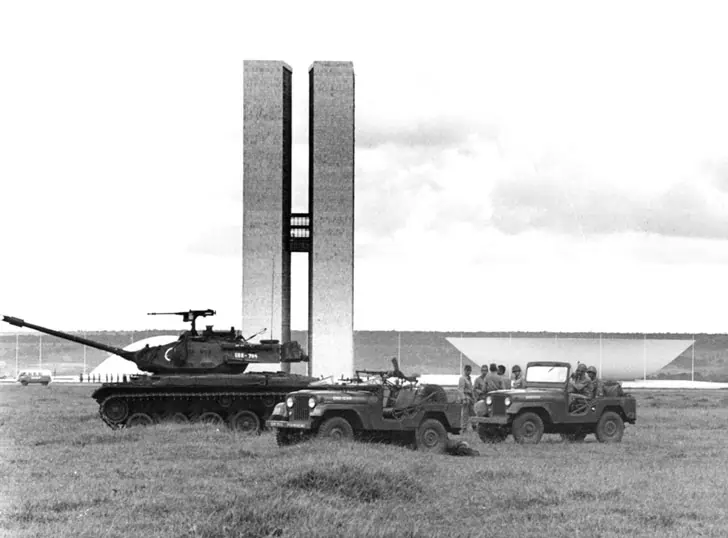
[496,388,564,400]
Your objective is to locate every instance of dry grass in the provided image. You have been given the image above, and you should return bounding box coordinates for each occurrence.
[1,386,727,537]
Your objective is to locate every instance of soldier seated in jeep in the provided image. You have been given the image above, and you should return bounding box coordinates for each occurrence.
[568,363,592,414]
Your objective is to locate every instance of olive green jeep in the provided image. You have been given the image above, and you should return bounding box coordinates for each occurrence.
[470,361,636,444]
[266,363,461,453]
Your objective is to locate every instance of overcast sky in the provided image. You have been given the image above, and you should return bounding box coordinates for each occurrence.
[2,1,728,333]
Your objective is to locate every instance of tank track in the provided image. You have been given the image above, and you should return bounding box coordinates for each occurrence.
[97,391,287,429]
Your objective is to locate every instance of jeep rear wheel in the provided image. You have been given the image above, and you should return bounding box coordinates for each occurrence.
[318,417,354,441]
[512,412,544,444]
[416,419,448,453]
[595,411,624,443]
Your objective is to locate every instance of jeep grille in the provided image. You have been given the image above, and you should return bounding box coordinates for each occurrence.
[292,396,310,421]
[492,396,506,416]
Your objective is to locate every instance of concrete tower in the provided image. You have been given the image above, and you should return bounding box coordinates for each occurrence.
[242,60,354,379]
[242,61,292,347]
[308,62,355,378]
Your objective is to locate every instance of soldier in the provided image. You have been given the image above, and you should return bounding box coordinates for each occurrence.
[497,364,511,389]
[458,365,475,432]
[473,364,488,402]
[511,365,524,389]
[568,363,591,413]
[586,365,602,399]
[568,364,591,395]
[485,363,504,394]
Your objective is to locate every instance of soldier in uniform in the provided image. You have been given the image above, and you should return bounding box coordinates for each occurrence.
[497,365,511,389]
[568,363,591,413]
[586,365,602,399]
[511,365,524,389]
[458,365,474,432]
[473,364,488,402]
[485,363,504,394]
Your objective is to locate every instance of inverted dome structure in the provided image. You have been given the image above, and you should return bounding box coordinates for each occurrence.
[446,337,695,381]
[90,335,179,377]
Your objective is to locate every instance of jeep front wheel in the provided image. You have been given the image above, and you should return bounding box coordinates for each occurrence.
[512,412,544,444]
[595,411,624,443]
[416,419,448,453]
[318,417,354,441]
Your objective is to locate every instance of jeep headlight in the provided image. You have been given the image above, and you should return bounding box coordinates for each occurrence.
[504,397,512,407]
[286,396,294,408]
[308,396,317,409]
[272,402,287,417]
[485,395,493,406]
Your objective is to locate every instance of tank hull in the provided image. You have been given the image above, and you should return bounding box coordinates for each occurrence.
[91,372,315,430]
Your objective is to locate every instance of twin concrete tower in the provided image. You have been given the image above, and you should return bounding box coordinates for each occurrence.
[242,61,354,379]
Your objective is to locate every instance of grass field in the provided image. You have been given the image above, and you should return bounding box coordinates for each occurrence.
[1,386,727,538]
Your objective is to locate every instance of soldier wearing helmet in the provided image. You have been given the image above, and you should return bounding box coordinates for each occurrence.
[586,365,603,399]
[511,364,524,389]
[568,363,591,412]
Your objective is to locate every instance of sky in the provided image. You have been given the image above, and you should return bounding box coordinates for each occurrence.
[2,1,728,333]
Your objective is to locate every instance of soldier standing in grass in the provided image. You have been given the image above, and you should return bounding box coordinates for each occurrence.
[511,365,524,389]
[473,364,488,402]
[458,365,474,432]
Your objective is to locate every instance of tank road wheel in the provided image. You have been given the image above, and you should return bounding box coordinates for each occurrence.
[416,419,448,454]
[512,412,544,444]
[318,417,354,441]
[477,424,508,444]
[229,411,261,434]
[171,413,189,424]
[595,411,624,443]
[199,412,224,426]
[161,412,189,425]
[126,413,154,428]
[102,398,129,425]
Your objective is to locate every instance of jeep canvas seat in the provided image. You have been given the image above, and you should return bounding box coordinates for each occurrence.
[382,387,418,418]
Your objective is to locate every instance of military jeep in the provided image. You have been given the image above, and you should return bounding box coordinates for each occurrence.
[470,361,636,444]
[266,362,461,453]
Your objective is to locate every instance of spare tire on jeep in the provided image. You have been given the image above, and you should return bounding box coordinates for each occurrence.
[417,384,448,404]
[602,381,624,397]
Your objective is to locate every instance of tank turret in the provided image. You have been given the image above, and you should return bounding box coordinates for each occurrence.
[2,310,308,375]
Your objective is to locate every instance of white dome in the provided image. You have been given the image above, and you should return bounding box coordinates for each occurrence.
[90,335,178,376]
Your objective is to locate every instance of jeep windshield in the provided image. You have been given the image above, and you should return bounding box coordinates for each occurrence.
[525,365,569,384]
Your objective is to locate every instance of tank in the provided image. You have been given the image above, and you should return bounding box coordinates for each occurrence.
[2,310,316,432]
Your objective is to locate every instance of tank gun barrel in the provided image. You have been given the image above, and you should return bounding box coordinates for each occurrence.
[2,315,137,361]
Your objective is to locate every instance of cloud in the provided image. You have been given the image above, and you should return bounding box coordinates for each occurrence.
[187,225,242,257]
[489,175,728,240]
[357,117,498,151]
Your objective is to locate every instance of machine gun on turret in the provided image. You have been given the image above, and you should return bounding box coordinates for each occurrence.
[147,309,216,335]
